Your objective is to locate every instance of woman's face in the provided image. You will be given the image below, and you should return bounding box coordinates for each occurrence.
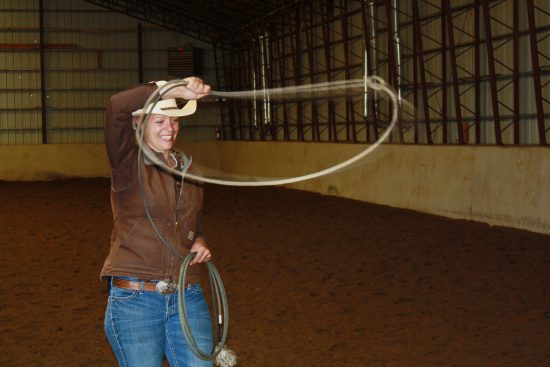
[144,114,180,153]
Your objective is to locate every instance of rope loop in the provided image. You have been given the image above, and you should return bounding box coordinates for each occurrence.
[135,76,401,187]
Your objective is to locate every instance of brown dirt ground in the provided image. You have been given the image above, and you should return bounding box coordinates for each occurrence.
[0,178,549,367]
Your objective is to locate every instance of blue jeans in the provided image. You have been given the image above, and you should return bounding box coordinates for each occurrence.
[104,278,213,367]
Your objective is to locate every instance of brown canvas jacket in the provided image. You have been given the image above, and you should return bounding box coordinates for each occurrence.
[100,82,203,284]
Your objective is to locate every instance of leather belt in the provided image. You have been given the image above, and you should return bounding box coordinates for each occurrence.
[112,277,184,295]
[112,278,158,292]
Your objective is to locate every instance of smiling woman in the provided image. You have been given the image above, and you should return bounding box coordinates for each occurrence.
[101,77,217,367]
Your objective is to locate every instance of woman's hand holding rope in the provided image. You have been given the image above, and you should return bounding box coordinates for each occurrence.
[189,237,212,266]
[161,76,211,100]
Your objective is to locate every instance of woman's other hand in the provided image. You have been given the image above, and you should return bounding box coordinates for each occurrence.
[189,237,212,265]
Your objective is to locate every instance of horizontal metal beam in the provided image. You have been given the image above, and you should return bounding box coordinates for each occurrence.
[0,43,77,49]
[83,0,219,42]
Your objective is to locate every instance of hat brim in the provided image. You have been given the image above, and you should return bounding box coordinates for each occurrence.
[132,99,197,117]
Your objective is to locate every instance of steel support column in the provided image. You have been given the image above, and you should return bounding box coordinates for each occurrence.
[444,0,465,144]
[526,0,547,145]
[361,0,379,142]
[256,36,266,141]
[39,0,47,144]
[304,2,320,141]
[275,19,290,141]
[228,44,238,140]
[481,0,503,144]
[292,7,304,141]
[244,46,254,140]
[412,0,433,144]
[441,3,449,143]
[385,0,403,142]
[474,0,481,144]
[512,0,520,144]
[339,0,356,142]
[213,42,227,140]
[320,3,336,141]
[412,13,419,144]
[266,28,277,140]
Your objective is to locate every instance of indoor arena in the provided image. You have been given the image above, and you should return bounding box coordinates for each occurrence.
[0,1,549,366]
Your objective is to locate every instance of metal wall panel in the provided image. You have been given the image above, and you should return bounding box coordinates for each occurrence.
[0,0,217,144]
[215,0,550,146]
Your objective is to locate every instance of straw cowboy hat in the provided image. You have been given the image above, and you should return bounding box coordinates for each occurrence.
[132,98,197,117]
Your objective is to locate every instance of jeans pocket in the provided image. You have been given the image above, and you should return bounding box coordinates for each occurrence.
[110,286,139,301]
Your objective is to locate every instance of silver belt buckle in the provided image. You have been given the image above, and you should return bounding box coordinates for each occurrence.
[156,279,178,295]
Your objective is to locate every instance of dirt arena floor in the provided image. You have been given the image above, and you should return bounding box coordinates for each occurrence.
[0,178,549,367]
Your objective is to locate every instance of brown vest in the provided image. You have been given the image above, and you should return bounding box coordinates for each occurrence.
[101,83,203,284]
[101,148,203,284]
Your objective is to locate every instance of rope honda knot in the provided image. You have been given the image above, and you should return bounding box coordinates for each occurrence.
[215,345,237,367]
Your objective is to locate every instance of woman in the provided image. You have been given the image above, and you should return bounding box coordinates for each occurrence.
[101,77,213,367]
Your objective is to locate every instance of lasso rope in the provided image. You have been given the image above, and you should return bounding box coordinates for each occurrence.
[135,76,400,367]
[209,78,367,100]
[135,75,400,186]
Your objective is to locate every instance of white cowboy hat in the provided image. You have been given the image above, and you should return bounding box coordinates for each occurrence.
[131,98,197,117]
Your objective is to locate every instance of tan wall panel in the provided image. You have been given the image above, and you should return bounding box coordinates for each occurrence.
[189,142,550,235]
[1,142,548,235]
[0,144,109,180]
[471,147,550,234]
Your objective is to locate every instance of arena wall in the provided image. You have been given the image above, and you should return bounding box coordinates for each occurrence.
[1,143,548,235]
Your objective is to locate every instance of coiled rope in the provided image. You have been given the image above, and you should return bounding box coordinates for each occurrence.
[178,253,231,362]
